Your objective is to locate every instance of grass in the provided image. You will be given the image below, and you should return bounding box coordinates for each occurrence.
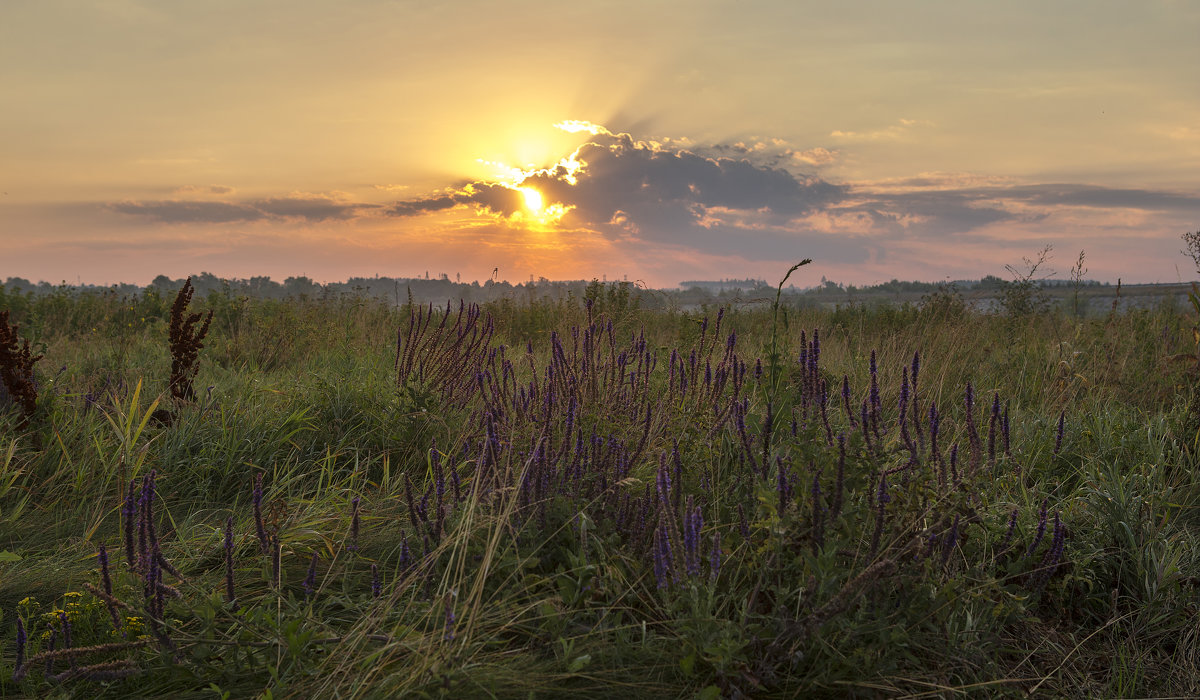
[0,279,1198,698]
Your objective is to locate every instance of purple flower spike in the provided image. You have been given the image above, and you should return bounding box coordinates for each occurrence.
[443,594,456,641]
[14,616,26,681]
[653,525,671,589]
[122,478,138,569]
[1026,499,1049,558]
[998,507,1019,553]
[870,475,889,556]
[303,551,319,597]
[371,563,381,598]
[1054,411,1066,455]
[941,515,960,566]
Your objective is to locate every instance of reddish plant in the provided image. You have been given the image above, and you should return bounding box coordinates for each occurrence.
[168,278,213,403]
[0,310,42,427]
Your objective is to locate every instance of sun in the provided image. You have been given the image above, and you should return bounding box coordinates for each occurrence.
[519,187,544,214]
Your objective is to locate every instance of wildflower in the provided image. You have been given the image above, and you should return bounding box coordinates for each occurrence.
[830,433,846,520]
[122,478,138,569]
[443,594,456,641]
[1002,402,1012,456]
[965,382,981,472]
[371,563,381,598]
[1054,411,1065,455]
[653,525,671,589]
[941,515,960,566]
[13,616,26,682]
[98,544,121,632]
[683,497,702,578]
[841,375,856,427]
[399,530,412,571]
[1026,499,1049,558]
[988,392,1001,464]
[870,475,889,556]
[997,507,1019,554]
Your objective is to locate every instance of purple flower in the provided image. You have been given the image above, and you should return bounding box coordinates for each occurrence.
[14,616,26,681]
[371,563,381,598]
[1054,411,1066,455]
[842,375,856,427]
[868,350,880,420]
[399,530,412,571]
[831,434,846,520]
[653,525,671,589]
[98,543,121,631]
[1002,402,1011,456]
[444,594,456,641]
[1026,500,1048,558]
[303,551,319,596]
[683,497,702,578]
[122,478,138,569]
[59,611,72,653]
[988,392,1001,464]
[1030,512,1066,593]
[871,475,889,556]
[998,507,1019,554]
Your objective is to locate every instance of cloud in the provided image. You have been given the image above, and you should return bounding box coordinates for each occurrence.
[102,123,1200,276]
[386,183,526,218]
[831,118,933,142]
[173,184,236,195]
[985,184,1200,212]
[388,129,849,258]
[110,193,378,224]
[110,200,265,223]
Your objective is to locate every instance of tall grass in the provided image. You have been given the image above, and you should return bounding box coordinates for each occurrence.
[0,282,1197,697]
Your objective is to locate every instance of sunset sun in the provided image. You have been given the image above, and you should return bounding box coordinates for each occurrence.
[519,186,544,214]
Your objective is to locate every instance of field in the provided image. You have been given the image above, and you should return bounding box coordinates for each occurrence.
[1,276,1199,698]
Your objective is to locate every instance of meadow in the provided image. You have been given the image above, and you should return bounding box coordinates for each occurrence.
[1,271,1198,698]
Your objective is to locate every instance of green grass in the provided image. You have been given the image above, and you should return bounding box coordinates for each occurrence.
[1,282,1198,698]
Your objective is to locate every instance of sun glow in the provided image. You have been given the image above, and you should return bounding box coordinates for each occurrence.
[520,187,544,213]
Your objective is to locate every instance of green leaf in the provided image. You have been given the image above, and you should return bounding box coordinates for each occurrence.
[679,652,696,675]
[0,550,21,562]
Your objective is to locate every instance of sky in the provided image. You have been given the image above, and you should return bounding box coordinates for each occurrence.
[3,0,1199,288]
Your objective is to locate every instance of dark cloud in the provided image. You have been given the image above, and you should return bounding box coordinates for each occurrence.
[110,195,377,224]
[983,184,1200,211]
[386,183,525,217]
[110,200,265,223]
[388,132,849,252]
[847,190,1026,238]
